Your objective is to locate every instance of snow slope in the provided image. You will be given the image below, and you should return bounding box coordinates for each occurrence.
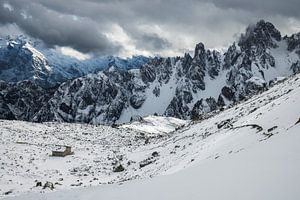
[121,115,188,134]
[1,66,300,199]
[9,128,300,200]
[8,128,300,200]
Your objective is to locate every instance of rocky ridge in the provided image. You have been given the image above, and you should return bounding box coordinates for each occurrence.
[1,20,300,124]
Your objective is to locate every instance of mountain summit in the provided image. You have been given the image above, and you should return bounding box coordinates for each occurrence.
[239,20,281,51]
[0,36,149,87]
[1,20,300,124]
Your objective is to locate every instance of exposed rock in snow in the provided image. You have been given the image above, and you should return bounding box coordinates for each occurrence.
[45,20,300,124]
[0,80,55,121]
[2,67,300,199]
[1,20,300,125]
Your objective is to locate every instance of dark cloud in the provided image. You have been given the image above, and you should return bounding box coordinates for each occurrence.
[0,0,300,56]
[0,0,121,54]
[203,0,300,18]
[137,33,172,51]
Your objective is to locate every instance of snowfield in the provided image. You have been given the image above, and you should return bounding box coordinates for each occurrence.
[121,115,188,134]
[1,73,300,199]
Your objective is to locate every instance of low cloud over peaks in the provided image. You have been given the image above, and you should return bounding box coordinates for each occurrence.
[1,0,300,57]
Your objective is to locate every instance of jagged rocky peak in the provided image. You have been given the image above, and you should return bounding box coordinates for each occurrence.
[194,42,206,58]
[140,56,175,85]
[0,36,151,88]
[180,53,193,75]
[0,36,52,87]
[223,42,240,69]
[1,20,300,125]
[206,49,221,78]
[140,58,159,83]
[285,32,300,56]
[238,20,281,52]
[190,42,222,79]
[193,43,206,69]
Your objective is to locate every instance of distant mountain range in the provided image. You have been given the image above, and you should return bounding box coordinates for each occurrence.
[1,20,300,124]
[0,36,149,88]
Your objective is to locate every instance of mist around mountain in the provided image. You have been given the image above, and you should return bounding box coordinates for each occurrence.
[1,20,300,125]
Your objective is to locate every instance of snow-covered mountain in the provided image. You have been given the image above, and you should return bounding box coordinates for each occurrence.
[1,63,300,199]
[0,36,149,87]
[1,20,300,124]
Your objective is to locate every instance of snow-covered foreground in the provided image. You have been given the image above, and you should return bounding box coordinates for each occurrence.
[8,126,300,200]
[0,116,189,198]
[1,73,300,199]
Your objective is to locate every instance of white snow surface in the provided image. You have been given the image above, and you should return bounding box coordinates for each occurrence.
[1,73,300,199]
[121,115,188,134]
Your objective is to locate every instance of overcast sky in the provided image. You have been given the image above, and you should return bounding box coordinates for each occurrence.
[1,0,300,58]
